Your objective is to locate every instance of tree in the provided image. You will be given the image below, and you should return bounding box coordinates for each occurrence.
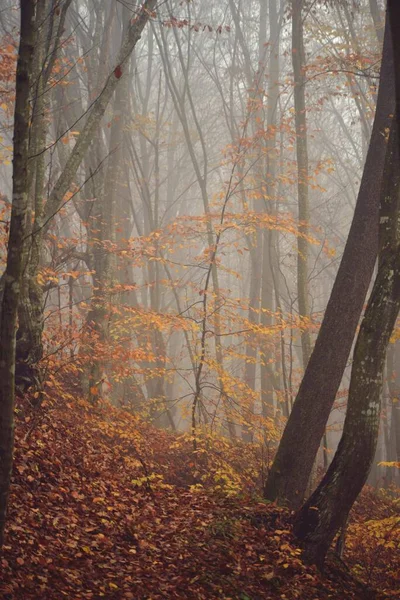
[292,0,312,370]
[388,1,400,147]
[14,0,158,392]
[294,110,400,567]
[0,0,158,548]
[264,7,394,509]
[15,0,72,393]
[0,0,36,548]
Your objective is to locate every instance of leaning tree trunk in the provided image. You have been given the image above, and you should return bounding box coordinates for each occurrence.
[264,11,394,509]
[0,0,36,548]
[294,109,400,568]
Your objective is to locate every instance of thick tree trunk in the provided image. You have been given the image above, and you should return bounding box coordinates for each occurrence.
[294,117,400,567]
[264,13,394,509]
[0,0,36,548]
[386,344,400,481]
[15,0,49,393]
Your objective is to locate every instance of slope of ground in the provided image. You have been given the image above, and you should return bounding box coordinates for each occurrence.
[0,395,398,599]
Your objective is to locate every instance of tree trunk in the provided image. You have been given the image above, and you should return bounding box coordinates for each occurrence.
[294,116,400,567]
[260,0,282,422]
[264,12,394,509]
[15,0,50,393]
[0,0,36,548]
[241,0,268,442]
[292,0,312,369]
[387,344,400,472]
[14,0,158,392]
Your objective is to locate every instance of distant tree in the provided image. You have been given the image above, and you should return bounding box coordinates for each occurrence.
[292,0,311,370]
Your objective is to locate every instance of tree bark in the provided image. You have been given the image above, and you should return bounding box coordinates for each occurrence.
[0,0,36,548]
[387,344,400,472]
[264,12,394,509]
[15,0,50,393]
[294,115,400,567]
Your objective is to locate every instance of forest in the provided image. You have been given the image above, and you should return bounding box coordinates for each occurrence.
[0,0,399,598]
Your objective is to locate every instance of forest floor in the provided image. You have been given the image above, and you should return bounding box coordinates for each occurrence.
[0,394,398,600]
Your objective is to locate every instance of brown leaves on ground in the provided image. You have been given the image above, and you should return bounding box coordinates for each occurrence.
[345,488,399,597]
[0,396,397,599]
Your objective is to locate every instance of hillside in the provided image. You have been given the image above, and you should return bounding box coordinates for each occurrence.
[0,396,398,600]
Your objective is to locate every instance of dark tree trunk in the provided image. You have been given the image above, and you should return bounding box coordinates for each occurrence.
[15,0,71,394]
[0,0,36,548]
[264,12,394,509]
[386,344,400,481]
[294,105,400,568]
[388,1,400,156]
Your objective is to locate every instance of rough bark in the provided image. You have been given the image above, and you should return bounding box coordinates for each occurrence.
[387,345,400,470]
[264,13,394,509]
[0,0,36,548]
[294,116,400,567]
[16,0,50,393]
[388,1,400,157]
